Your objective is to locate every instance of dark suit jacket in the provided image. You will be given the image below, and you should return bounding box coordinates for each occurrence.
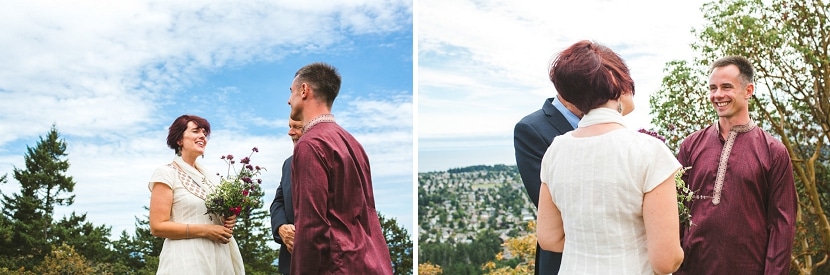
[269,156,293,274]
[514,97,574,274]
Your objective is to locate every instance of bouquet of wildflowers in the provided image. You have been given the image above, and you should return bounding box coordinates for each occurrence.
[675,166,694,227]
[205,147,266,219]
[638,129,694,227]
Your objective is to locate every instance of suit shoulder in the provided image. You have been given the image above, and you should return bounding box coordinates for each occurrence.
[516,108,546,126]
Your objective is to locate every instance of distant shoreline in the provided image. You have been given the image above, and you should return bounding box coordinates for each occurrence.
[418,146,515,173]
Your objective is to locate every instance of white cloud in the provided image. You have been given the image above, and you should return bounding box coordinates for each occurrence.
[0,0,412,147]
[418,0,708,143]
[0,0,413,238]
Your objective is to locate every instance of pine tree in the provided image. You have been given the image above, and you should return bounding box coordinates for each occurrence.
[235,207,279,274]
[111,209,162,273]
[50,212,115,263]
[0,124,75,269]
[0,175,12,244]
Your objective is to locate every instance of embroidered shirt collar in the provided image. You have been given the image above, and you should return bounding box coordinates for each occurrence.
[715,120,756,139]
[303,114,336,133]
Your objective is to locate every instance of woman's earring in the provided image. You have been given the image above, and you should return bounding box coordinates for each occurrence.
[617,102,622,113]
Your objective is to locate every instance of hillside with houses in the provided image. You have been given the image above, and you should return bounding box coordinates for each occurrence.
[418,164,536,274]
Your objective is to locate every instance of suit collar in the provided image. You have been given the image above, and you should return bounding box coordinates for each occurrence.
[542,97,575,133]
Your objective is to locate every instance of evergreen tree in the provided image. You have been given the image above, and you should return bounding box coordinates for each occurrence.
[235,207,279,274]
[0,125,75,270]
[111,210,162,273]
[50,212,115,263]
[379,212,413,275]
[111,230,146,273]
[0,175,12,244]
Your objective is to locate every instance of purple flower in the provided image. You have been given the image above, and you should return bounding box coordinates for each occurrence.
[638,128,666,143]
[205,147,265,219]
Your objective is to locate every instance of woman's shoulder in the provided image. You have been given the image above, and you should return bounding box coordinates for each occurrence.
[149,163,179,191]
[150,163,179,179]
[153,163,177,173]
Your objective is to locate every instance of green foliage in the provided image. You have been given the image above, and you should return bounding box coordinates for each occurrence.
[0,126,282,273]
[675,168,694,227]
[448,165,518,174]
[51,212,115,263]
[208,149,265,219]
[648,59,714,152]
[235,206,279,275]
[483,221,536,275]
[419,165,534,275]
[0,175,12,244]
[419,229,503,275]
[209,149,278,274]
[379,212,413,275]
[0,125,75,270]
[32,243,93,275]
[109,210,163,274]
[650,0,830,273]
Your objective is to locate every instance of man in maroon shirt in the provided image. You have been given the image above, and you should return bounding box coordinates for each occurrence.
[675,56,796,274]
[286,62,392,275]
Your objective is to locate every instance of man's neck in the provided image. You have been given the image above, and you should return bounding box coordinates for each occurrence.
[302,110,330,125]
[718,116,752,137]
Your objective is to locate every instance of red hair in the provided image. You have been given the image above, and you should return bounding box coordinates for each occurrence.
[549,40,634,114]
[166,114,211,155]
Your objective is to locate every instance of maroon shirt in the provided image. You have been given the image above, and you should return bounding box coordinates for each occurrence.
[676,123,795,275]
[290,122,392,275]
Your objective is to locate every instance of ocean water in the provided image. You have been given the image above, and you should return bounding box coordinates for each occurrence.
[418,142,515,173]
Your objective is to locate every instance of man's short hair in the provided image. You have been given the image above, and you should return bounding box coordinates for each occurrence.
[710,55,755,85]
[294,62,342,106]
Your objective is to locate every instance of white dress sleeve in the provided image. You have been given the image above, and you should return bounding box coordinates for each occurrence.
[148,165,176,191]
[643,138,681,193]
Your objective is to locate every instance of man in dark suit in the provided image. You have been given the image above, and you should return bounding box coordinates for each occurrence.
[514,95,581,274]
[269,118,304,274]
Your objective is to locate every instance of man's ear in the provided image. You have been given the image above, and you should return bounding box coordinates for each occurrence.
[745,82,754,99]
[300,83,309,99]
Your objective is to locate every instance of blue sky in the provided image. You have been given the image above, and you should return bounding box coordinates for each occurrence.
[418,0,709,172]
[0,1,413,239]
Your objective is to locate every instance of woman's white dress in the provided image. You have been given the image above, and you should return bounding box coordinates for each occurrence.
[540,108,680,274]
[148,157,245,275]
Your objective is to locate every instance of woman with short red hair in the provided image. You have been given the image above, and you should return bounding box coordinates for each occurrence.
[536,40,684,275]
[148,114,244,274]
